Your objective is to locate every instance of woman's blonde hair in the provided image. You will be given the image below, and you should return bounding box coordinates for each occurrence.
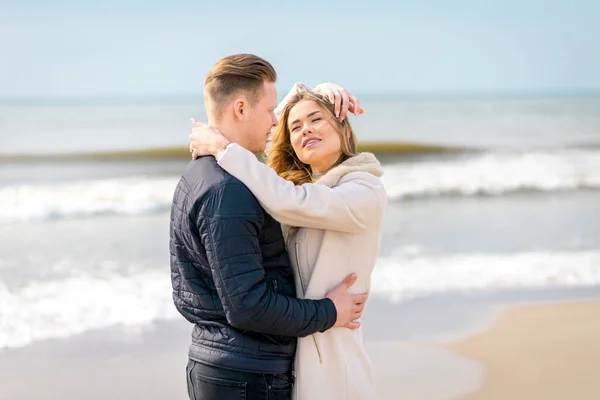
[267,90,358,185]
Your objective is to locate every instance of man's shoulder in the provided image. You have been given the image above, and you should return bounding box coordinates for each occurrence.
[181,157,263,216]
[179,157,232,196]
[182,156,227,187]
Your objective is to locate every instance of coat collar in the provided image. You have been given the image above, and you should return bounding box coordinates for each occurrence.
[315,152,383,187]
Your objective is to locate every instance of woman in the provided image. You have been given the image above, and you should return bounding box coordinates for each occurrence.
[189,88,387,400]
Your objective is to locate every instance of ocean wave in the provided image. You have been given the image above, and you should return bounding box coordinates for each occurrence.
[0,176,177,222]
[0,267,177,350]
[0,142,465,161]
[1,249,599,349]
[371,249,600,303]
[382,149,600,200]
[1,150,600,222]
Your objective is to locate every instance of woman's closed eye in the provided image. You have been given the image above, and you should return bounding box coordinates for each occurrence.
[290,117,322,132]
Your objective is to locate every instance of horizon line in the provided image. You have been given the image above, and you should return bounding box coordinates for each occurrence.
[1,89,599,105]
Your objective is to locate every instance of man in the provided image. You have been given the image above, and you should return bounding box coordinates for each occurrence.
[170,54,367,400]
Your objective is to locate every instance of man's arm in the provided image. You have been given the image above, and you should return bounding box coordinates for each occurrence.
[198,179,338,337]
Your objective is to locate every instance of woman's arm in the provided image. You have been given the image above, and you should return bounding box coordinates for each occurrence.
[275,82,364,121]
[217,143,385,233]
[274,82,311,120]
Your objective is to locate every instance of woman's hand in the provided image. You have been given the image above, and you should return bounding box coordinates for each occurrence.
[189,119,230,160]
[313,83,365,121]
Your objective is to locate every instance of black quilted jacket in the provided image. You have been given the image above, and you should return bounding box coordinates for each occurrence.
[170,156,337,374]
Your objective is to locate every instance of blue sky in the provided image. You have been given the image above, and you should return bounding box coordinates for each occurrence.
[1,0,599,97]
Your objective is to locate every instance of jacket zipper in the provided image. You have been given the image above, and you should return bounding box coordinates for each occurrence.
[295,240,323,364]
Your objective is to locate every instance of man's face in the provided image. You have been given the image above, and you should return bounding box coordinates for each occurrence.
[243,81,278,153]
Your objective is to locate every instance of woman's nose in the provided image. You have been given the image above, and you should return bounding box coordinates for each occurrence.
[301,124,312,135]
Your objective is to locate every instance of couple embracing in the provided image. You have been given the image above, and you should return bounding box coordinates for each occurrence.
[170,53,387,400]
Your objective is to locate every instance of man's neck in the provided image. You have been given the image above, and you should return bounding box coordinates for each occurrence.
[208,116,254,154]
[209,120,238,146]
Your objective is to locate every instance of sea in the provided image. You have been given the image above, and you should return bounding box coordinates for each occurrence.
[1,95,600,350]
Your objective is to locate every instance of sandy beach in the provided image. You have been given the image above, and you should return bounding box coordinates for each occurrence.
[451,300,600,400]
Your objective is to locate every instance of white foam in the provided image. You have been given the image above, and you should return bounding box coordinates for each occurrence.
[382,149,600,200]
[2,150,600,222]
[1,250,599,349]
[371,249,600,303]
[0,176,177,222]
[0,268,178,349]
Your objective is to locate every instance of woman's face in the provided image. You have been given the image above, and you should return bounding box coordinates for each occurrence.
[287,99,343,174]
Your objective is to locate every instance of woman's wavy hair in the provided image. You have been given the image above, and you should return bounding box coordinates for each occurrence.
[267,90,358,185]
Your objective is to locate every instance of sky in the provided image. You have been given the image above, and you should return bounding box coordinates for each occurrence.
[1,0,599,98]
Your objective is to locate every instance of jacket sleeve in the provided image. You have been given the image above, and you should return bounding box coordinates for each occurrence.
[217,143,384,233]
[197,179,337,336]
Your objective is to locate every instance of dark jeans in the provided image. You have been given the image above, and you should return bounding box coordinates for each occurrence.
[186,359,294,400]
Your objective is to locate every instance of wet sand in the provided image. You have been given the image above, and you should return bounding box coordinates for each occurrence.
[0,299,482,400]
[2,293,600,400]
[451,300,600,400]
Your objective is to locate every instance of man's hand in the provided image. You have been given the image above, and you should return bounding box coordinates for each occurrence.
[326,273,368,330]
[313,83,365,122]
[189,119,229,159]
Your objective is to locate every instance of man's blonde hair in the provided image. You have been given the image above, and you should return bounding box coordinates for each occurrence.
[204,54,277,115]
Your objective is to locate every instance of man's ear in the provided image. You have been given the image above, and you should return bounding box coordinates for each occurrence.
[233,97,246,121]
